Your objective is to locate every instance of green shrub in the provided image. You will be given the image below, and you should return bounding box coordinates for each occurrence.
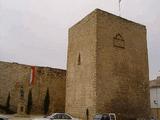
[44,88,50,115]
[27,89,32,114]
[6,92,10,113]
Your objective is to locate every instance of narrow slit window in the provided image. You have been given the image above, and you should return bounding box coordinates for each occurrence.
[78,53,81,65]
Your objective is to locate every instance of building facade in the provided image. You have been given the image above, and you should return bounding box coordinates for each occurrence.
[150,76,160,120]
[0,61,66,114]
[66,9,150,120]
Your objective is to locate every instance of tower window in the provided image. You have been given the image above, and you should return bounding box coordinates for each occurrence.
[77,53,81,65]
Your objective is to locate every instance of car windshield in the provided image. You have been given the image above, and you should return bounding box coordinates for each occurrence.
[51,114,72,119]
[94,114,111,120]
[109,115,115,120]
[93,115,102,120]
[101,114,110,120]
[52,114,62,119]
[62,114,72,119]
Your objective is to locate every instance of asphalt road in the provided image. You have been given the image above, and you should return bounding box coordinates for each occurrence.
[0,114,43,120]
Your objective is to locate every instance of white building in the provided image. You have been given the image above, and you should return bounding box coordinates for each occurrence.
[150,76,160,119]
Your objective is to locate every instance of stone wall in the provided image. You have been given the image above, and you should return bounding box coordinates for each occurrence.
[65,11,97,119]
[0,61,66,114]
[96,9,150,120]
[66,9,150,120]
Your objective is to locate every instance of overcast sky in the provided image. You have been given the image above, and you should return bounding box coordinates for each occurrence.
[0,0,160,80]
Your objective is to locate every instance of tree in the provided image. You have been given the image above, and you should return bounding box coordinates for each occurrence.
[44,88,50,115]
[6,92,10,113]
[27,89,32,114]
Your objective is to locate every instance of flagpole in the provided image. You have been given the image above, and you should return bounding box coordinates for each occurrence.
[119,0,121,16]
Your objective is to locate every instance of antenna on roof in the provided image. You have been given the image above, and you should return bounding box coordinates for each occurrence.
[119,0,122,16]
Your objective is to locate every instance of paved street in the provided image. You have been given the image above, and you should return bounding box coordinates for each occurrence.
[0,114,43,120]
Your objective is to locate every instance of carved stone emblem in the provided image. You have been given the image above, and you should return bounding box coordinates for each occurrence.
[113,33,125,48]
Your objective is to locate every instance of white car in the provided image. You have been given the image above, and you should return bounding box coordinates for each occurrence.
[33,113,79,120]
[0,115,9,120]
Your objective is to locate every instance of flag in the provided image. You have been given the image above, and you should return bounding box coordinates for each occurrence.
[29,66,36,85]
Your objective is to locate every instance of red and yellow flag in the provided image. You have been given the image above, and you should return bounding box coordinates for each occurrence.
[29,66,36,85]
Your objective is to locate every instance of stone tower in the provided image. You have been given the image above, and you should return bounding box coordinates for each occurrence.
[65,9,150,120]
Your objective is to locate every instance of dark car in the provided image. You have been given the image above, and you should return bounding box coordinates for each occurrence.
[93,113,116,120]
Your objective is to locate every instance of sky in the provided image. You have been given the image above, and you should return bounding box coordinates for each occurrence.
[0,0,160,80]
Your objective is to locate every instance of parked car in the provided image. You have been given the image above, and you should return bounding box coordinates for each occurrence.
[33,113,79,120]
[0,115,8,120]
[93,113,116,120]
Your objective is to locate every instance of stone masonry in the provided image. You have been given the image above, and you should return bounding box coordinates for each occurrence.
[65,9,150,120]
[0,9,150,120]
[0,61,66,114]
